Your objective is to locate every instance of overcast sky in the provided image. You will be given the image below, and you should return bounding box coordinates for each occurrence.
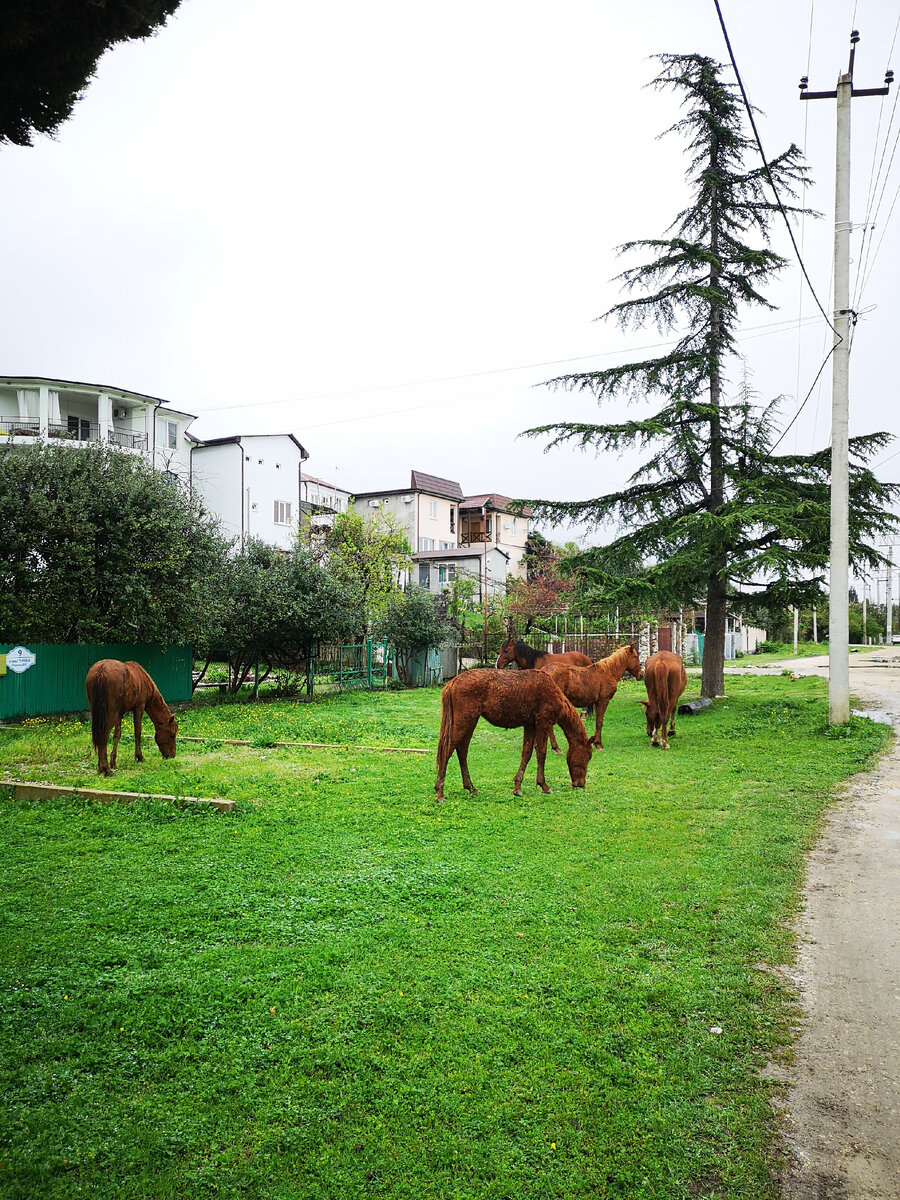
[2,0,898,550]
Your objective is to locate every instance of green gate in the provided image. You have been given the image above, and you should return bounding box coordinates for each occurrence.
[309,639,393,693]
[0,644,192,719]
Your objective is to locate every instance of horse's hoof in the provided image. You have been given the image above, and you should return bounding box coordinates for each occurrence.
[650,742,660,749]
[668,730,676,737]
[512,788,522,797]
[538,786,552,794]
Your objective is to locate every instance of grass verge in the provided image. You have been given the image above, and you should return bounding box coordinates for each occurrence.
[0,674,889,1199]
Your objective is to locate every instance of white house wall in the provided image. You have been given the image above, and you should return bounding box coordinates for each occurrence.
[192,434,303,552]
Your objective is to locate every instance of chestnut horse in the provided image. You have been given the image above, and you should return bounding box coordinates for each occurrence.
[540,643,643,749]
[641,650,687,750]
[495,635,592,672]
[85,659,178,777]
[434,669,592,801]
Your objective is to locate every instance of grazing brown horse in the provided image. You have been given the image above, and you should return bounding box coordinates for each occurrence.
[85,659,178,777]
[434,669,592,801]
[641,650,687,750]
[540,643,643,749]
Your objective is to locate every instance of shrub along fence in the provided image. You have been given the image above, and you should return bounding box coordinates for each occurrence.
[0,643,192,720]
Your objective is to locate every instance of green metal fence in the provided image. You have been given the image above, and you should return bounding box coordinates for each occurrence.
[310,639,393,693]
[0,644,193,719]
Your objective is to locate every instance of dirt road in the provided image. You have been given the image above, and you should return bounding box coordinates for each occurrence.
[727,649,900,1198]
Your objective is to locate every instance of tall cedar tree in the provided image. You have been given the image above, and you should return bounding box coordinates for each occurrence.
[520,54,897,697]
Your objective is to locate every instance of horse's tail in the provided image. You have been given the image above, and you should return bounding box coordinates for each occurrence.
[436,682,455,766]
[88,668,109,750]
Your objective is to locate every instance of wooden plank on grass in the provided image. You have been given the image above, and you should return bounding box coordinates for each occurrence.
[7,781,234,812]
[179,737,428,754]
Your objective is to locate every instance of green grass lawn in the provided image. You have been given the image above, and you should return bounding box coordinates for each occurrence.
[737,641,876,667]
[0,676,889,1200]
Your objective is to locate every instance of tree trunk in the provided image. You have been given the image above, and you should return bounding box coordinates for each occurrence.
[701,570,727,698]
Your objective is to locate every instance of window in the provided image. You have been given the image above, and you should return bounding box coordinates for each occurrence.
[449,507,455,532]
[155,418,178,449]
[439,564,457,583]
[510,517,517,535]
[418,564,431,588]
[67,416,90,440]
[335,499,342,511]
[274,500,292,525]
[485,516,492,537]
[439,540,454,550]
[419,537,434,551]
[428,499,437,519]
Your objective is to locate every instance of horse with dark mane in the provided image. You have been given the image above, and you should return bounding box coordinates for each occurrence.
[495,635,592,672]
[85,659,178,777]
[435,669,592,801]
[540,643,643,749]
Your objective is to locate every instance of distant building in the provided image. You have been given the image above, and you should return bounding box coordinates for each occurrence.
[299,472,353,529]
[352,470,531,599]
[189,433,309,552]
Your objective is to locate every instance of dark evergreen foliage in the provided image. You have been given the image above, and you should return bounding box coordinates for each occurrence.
[1,1,184,146]
[520,54,898,696]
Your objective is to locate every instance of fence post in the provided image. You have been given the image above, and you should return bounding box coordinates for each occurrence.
[306,644,315,696]
[639,621,651,660]
[366,638,373,689]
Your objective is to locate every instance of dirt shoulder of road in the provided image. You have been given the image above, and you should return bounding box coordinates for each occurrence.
[727,649,900,1199]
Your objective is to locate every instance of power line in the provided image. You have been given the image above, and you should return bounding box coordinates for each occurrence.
[712,0,837,333]
[193,314,822,417]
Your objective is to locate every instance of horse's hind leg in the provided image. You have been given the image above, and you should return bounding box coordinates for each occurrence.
[133,706,145,762]
[513,726,537,796]
[549,727,562,753]
[534,725,552,794]
[97,729,112,776]
[455,730,478,794]
[110,719,123,770]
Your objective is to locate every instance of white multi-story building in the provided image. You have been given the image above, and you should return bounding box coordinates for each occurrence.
[0,376,194,477]
[189,433,310,552]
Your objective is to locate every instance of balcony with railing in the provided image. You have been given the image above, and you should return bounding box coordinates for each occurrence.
[108,428,148,451]
[49,421,101,442]
[0,417,40,437]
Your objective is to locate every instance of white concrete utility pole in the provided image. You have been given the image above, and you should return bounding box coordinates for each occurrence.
[800,33,893,724]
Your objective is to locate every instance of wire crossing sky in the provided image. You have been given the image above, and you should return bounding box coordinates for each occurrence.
[1,0,897,542]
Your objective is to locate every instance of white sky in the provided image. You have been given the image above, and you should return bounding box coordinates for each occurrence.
[2,0,899,551]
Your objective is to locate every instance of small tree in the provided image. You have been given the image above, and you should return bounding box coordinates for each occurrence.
[314,507,411,636]
[376,588,450,686]
[506,542,576,632]
[0,441,226,644]
[197,539,363,692]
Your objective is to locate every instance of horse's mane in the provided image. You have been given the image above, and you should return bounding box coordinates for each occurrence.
[514,639,544,669]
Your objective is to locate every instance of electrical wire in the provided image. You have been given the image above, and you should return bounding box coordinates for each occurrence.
[194,314,821,416]
[712,0,837,334]
[770,344,836,452]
